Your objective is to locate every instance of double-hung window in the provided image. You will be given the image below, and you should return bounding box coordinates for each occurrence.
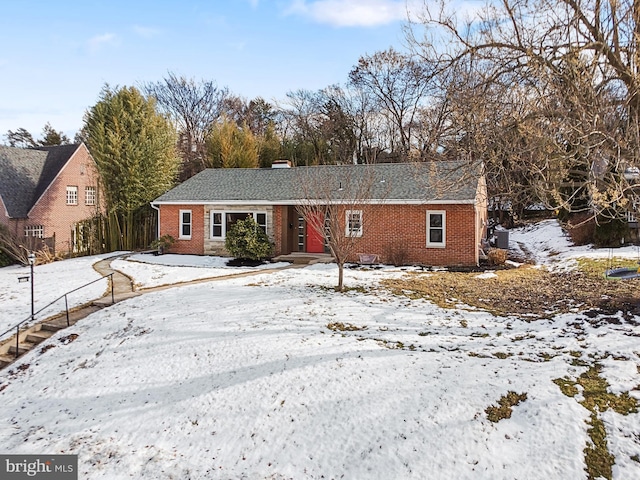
[66,186,78,205]
[210,211,267,239]
[345,210,363,237]
[179,210,192,239]
[426,211,446,247]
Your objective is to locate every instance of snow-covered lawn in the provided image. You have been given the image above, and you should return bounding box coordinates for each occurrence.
[1,220,639,479]
[0,253,117,335]
[111,253,290,289]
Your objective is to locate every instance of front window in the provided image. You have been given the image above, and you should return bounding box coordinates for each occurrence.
[24,225,44,238]
[179,210,192,239]
[210,211,267,239]
[66,186,78,205]
[426,211,446,247]
[85,186,96,206]
[345,210,363,237]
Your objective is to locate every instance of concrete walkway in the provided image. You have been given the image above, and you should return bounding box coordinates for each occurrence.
[0,255,306,369]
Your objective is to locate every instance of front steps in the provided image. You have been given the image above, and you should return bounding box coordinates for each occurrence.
[273,253,334,265]
[0,313,86,370]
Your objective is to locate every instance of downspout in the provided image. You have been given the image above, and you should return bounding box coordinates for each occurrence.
[150,203,160,240]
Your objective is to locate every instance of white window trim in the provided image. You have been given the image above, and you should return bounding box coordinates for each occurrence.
[426,210,446,248]
[210,210,268,240]
[85,186,96,206]
[345,209,363,237]
[179,209,192,240]
[66,186,78,205]
[24,225,44,238]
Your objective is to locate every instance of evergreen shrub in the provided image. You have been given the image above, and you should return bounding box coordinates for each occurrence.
[225,216,273,261]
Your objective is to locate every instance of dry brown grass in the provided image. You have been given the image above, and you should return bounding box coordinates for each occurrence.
[382,261,640,319]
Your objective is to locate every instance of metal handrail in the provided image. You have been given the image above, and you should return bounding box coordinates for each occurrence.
[1,273,114,357]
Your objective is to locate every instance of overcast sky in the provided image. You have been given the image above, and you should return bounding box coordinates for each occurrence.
[0,0,427,141]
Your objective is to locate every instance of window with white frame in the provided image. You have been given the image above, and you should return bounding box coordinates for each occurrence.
[210,211,267,239]
[85,186,96,206]
[66,186,78,205]
[179,210,192,239]
[24,225,44,238]
[426,211,446,247]
[345,210,363,237]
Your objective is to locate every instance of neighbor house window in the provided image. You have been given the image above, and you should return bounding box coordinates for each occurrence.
[24,225,44,238]
[345,210,363,237]
[179,210,192,239]
[66,186,78,205]
[426,211,446,247]
[85,186,96,206]
[210,211,267,239]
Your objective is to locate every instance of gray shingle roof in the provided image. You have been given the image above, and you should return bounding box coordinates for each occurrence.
[0,144,80,218]
[153,161,482,204]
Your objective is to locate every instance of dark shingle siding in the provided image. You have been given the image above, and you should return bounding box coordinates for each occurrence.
[153,161,481,204]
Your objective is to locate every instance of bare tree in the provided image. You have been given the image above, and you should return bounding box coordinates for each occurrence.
[349,47,437,161]
[144,72,229,180]
[296,165,386,291]
[406,0,640,219]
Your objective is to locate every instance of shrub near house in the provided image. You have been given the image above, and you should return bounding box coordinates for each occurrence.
[152,161,488,267]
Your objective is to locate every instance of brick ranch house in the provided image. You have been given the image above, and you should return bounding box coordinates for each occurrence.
[152,161,488,266]
[0,143,101,254]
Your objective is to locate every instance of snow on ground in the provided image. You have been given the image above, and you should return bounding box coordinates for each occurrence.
[0,253,119,335]
[111,253,290,289]
[510,219,640,267]
[1,220,639,479]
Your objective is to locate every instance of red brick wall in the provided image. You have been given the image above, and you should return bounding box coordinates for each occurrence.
[158,204,205,255]
[17,144,103,254]
[161,202,481,266]
[360,204,479,265]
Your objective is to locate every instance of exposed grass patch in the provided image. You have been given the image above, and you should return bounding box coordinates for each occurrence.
[326,322,367,332]
[493,351,512,359]
[470,332,490,338]
[375,339,416,351]
[485,391,528,422]
[584,412,615,480]
[553,377,579,397]
[382,261,639,318]
[554,364,638,480]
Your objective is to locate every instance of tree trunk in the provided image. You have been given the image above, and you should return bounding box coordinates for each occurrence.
[337,262,345,292]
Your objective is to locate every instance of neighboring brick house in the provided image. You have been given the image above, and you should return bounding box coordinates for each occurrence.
[0,143,101,254]
[151,161,488,266]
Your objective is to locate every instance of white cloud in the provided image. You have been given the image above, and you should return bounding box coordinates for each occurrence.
[132,25,161,39]
[87,33,118,53]
[284,0,414,27]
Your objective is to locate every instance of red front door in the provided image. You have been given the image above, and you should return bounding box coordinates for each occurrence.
[306,213,325,253]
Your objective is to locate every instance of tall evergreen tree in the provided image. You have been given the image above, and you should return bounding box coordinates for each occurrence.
[82,85,180,248]
[39,122,70,146]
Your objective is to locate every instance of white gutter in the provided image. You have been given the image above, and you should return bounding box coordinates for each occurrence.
[150,203,160,240]
[152,199,478,206]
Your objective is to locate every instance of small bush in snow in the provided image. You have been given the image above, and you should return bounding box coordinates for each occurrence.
[225,216,273,261]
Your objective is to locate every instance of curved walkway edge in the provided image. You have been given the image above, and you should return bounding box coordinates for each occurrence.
[0,256,300,370]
